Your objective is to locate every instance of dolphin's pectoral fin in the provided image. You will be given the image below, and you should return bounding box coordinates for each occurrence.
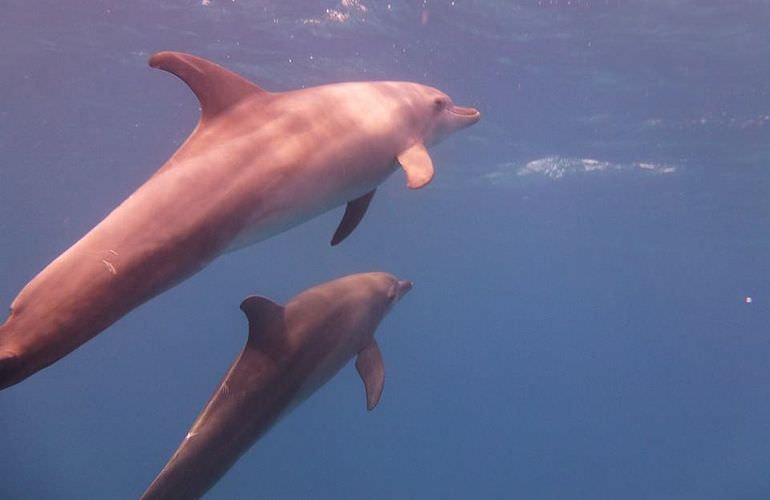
[330,189,376,246]
[0,351,20,390]
[355,339,385,411]
[240,296,285,342]
[397,142,434,189]
[149,51,268,122]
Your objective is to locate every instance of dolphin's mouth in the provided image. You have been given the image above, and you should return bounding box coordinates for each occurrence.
[449,105,481,127]
[449,105,481,119]
[396,280,413,300]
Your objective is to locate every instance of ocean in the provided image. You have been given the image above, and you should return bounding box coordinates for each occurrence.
[1,1,769,498]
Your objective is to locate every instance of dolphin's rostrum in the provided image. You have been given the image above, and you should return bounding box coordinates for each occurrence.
[141,272,413,500]
[0,51,479,390]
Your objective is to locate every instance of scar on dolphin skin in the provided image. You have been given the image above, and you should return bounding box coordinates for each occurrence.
[0,51,479,390]
[141,273,413,500]
[101,260,117,275]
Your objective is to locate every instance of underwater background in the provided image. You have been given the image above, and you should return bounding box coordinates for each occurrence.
[1,1,769,498]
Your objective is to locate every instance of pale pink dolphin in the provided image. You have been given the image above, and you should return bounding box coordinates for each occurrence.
[141,272,413,499]
[0,51,479,389]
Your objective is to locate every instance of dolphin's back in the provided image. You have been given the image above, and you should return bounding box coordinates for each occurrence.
[141,298,297,499]
[141,351,284,499]
[141,288,358,499]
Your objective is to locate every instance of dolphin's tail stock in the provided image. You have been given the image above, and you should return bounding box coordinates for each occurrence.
[0,325,21,391]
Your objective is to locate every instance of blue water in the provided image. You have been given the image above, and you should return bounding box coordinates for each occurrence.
[1,1,769,498]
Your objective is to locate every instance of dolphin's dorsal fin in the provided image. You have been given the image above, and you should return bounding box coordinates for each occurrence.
[330,189,376,246]
[355,339,385,411]
[150,51,268,122]
[397,142,434,189]
[240,295,285,342]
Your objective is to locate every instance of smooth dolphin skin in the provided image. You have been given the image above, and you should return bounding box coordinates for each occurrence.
[141,272,412,500]
[0,51,479,390]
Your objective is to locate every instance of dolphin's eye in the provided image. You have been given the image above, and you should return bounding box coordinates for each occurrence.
[433,97,447,112]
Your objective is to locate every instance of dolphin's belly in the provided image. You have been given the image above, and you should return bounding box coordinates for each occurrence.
[223,191,348,252]
[225,157,397,252]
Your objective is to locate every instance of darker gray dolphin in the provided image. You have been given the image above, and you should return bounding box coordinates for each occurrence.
[0,51,478,390]
[140,272,412,500]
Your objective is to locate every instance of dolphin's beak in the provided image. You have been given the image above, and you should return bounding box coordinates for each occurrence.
[449,105,481,126]
[396,280,413,300]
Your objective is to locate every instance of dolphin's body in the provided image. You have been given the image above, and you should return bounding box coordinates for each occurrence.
[140,272,412,500]
[0,52,479,389]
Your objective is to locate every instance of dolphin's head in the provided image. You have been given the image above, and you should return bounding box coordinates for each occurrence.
[314,273,411,350]
[404,83,481,146]
[317,272,412,316]
[327,81,479,153]
[387,275,414,308]
[333,272,412,320]
[359,272,413,313]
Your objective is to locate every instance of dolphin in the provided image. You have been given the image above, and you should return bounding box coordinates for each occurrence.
[140,272,412,500]
[0,51,478,390]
